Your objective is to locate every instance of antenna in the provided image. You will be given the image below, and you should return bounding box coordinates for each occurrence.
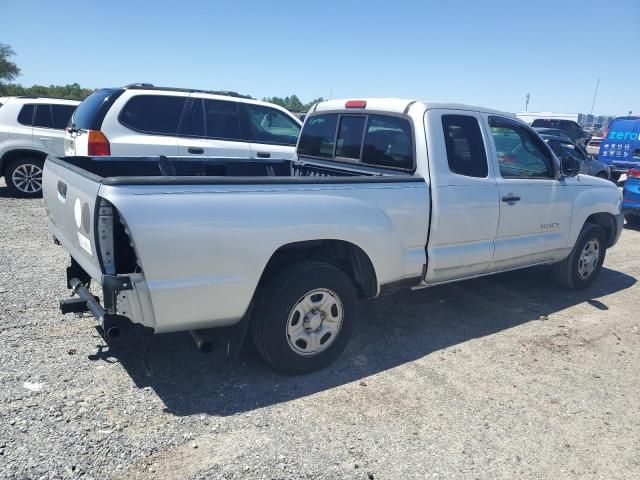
[589,78,600,115]
[525,92,530,112]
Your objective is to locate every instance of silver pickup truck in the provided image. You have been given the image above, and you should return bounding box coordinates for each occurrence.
[43,98,623,373]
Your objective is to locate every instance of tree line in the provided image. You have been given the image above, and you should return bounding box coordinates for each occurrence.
[0,43,323,111]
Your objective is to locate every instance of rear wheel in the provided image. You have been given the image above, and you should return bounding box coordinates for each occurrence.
[610,172,622,184]
[5,157,44,197]
[596,171,608,179]
[251,260,357,374]
[551,223,606,290]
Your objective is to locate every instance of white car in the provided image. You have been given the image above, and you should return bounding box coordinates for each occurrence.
[586,136,603,157]
[0,96,79,196]
[65,84,302,161]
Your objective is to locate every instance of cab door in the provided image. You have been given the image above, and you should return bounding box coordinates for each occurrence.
[485,116,572,271]
[424,109,500,283]
[241,103,301,161]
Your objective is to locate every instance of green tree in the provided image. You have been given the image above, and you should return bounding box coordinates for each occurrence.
[0,82,93,99]
[0,44,21,85]
[262,95,324,112]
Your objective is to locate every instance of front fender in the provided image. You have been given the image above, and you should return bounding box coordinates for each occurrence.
[567,181,622,248]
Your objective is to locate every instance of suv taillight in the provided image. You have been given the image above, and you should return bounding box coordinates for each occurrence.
[88,130,110,156]
[628,169,640,179]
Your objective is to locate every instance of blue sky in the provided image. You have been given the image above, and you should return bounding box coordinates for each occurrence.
[3,0,639,115]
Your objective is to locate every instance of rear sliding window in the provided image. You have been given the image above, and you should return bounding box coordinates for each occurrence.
[119,95,186,135]
[298,113,414,170]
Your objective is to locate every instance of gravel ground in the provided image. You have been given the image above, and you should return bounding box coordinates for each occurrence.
[1,177,639,480]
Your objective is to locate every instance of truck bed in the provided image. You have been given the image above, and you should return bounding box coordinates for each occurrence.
[43,154,429,334]
[53,155,416,186]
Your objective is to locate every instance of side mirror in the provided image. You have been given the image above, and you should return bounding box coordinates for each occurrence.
[561,156,580,177]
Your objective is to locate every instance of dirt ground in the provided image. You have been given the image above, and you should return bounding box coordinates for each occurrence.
[1,178,639,479]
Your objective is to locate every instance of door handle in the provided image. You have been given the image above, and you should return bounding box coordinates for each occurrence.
[256,151,271,158]
[187,147,204,154]
[502,194,521,204]
[57,181,67,201]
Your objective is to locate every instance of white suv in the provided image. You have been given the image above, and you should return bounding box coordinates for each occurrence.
[65,84,302,161]
[0,96,79,196]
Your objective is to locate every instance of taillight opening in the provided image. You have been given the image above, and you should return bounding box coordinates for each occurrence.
[88,130,111,156]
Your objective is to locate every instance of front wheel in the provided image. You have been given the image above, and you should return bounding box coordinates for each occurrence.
[551,223,606,290]
[251,261,357,374]
[5,157,44,197]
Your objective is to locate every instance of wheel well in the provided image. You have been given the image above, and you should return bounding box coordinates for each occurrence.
[585,213,617,247]
[259,240,378,298]
[0,150,47,176]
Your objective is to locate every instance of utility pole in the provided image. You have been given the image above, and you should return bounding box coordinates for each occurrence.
[590,78,600,115]
[525,93,530,112]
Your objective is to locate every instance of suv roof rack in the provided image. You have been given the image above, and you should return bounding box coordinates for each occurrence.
[123,83,155,88]
[123,84,253,99]
[15,95,81,101]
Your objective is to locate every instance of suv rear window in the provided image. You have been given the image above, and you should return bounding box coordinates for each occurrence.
[52,105,76,129]
[17,104,35,126]
[298,113,414,170]
[119,95,186,135]
[72,88,123,130]
[34,105,53,128]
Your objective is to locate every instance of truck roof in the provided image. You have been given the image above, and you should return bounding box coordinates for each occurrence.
[313,98,509,116]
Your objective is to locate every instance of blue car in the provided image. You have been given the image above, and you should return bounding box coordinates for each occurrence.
[598,116,640,182]
[623,169,640,227]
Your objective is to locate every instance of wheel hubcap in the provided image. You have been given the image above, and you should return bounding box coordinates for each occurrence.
[12,164,43,193]
[578,238,600,279]
[286,288,344,356]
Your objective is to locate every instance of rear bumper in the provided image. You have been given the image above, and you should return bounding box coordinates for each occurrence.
[64,278,139,338]
[61,257,156,332]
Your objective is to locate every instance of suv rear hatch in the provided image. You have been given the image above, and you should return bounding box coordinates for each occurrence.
[65,88,124,156]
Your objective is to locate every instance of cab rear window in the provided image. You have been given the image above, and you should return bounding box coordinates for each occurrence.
[298,113,414,170]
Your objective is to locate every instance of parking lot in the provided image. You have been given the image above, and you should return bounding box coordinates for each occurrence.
[1,177,639,479]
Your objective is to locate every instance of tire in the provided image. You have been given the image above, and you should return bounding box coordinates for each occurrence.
[595,171,608,179]
[625,214,640,227]
[551,223,607,290]
[251,260,358,374]
[5,157,45,198]
[610,172,621,184]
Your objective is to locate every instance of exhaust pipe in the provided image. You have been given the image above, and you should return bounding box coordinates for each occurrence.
[106,326,121,338]
[190,330,214,353]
